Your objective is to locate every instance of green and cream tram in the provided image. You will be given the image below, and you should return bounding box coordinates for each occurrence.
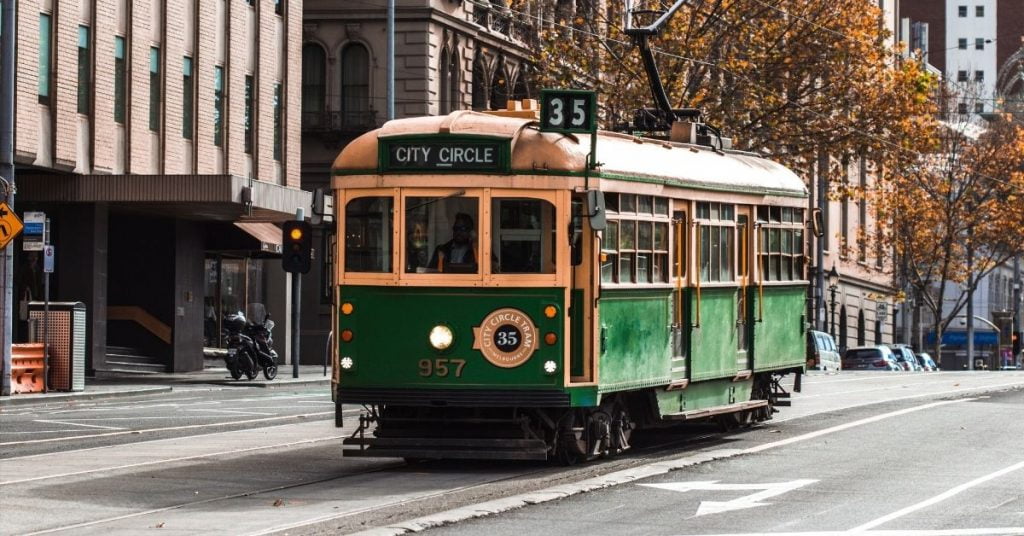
[331,102,808,462]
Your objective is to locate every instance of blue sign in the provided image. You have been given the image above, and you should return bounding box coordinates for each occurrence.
[925,330,998,346]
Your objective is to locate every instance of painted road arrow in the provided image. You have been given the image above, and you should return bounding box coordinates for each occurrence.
[640,479,818,516]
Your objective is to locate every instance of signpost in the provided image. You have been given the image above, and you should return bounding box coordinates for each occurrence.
[23,211,44,251]
[42,245,53,392]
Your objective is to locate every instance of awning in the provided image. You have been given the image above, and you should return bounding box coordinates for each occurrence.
[234,222,282,254]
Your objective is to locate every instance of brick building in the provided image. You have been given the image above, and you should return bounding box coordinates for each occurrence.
[5,0,308,372]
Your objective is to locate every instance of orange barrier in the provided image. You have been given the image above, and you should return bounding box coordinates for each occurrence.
[11,343,45,394]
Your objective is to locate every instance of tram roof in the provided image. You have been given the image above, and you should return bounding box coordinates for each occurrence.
[333,111,807,198]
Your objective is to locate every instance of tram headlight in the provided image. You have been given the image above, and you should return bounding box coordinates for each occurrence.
[429,325,454,350]
[543,360,558,375]
[340,356,354,370]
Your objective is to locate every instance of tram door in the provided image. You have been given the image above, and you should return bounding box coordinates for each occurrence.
[570,194,595,383]
[736,211,752,372]
[669,210,688,384]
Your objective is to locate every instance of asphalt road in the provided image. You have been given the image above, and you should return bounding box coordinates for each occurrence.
[1,371,1022,536]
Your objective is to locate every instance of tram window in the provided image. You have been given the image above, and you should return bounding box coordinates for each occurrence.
[654,197,669,216]
[620,194,637,213]
[697,202,736,283]
[605,193,619,213]
[638,195,653,214]
[653,221,669,282]
[601,220,619,283]
[344,196,394,273]
[405,196,479,274]
[491,198,556,274]
[620,220,636,282]
[758,210,805,281]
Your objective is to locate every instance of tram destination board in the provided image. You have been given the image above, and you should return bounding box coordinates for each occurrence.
[381,138,509,173]
[540,89,597,134]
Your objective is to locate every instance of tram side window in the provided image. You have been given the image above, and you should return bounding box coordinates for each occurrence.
[405,196,479,274]
[697,202,735,283]
[345,197,394,273]
[601,193,670,284]
[757,206,805,281]
[491,198,556,274]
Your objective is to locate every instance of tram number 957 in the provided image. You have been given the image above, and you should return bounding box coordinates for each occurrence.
[540,90,596,133]
[418,358,466,378]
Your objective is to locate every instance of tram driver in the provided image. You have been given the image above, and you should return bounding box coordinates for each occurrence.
[429,212,478,273]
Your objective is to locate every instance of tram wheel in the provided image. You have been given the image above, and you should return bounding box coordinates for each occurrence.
[555,411,588,465]
[609,400,634,455]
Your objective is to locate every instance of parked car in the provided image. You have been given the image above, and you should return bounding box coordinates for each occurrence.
[843,346,901,371]
[916,352,938,371]
[889,344,923,371]
[807,330,842,371]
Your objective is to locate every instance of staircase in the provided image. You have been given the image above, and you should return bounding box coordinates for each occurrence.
[104,346,168,374]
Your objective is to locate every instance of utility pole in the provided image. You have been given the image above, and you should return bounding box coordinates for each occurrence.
[816,151,827,332]
[386,0,394,121]
[966,240,974,370]
[0,0,17,396]
[1014,255,1021,363]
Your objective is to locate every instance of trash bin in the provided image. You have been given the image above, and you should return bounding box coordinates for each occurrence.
[28,301,87,392]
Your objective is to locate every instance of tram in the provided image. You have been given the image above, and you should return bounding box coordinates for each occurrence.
[330,95,809,462]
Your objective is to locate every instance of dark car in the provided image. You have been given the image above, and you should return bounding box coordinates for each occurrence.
[888,345,922,371]
[843,346,901,371]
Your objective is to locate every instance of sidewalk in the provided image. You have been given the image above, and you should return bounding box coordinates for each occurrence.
[0,365,333,408]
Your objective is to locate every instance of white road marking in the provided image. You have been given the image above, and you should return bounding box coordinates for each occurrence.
[640,479,817,516]
[0,411,334,447]
[665,530,1024,535]
[849,459,1024,532]
[182,408,275,416]
[33,419,124,430]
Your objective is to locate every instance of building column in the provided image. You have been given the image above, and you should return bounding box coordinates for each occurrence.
[56,203,109,373]
[172,220,205,372]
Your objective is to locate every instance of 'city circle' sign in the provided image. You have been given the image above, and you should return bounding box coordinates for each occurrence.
[382,139,507,172]
[473,308,538,368]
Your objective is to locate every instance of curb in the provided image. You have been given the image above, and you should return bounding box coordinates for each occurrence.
[0,386,173,408]
[204,378,331,388]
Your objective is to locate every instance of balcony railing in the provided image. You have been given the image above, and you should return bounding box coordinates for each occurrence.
[302,109,378,134]
[473,3,537,45]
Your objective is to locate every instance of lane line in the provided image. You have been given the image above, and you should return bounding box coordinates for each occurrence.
[182,408,276,416]
[33,420,124,430]
[0,411,334,447]
[849,460,1024,532]
[661,530,1024,536]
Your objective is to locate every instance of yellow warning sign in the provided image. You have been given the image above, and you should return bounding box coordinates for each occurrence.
[0,202,24,250]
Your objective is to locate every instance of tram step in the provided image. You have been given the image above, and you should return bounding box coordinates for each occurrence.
[661,399,769,421]
[773,400,792,406]
[344,437,547,449]
[342,446,549,461]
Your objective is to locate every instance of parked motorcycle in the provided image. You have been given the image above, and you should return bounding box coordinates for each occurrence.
[223,307,279,381]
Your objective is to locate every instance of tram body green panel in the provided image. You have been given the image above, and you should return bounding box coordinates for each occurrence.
[688,287,740,381]
[596,289,672,392]
[653,378,753,417]
[752,285,807,371]
[337,286,564,389]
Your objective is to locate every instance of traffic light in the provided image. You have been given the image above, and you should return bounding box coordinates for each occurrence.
[282,220,312,274]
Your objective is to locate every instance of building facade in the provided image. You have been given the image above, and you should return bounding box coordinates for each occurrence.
[7,0,307,372]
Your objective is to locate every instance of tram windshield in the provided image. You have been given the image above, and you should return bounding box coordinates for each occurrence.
[406,196,480,273]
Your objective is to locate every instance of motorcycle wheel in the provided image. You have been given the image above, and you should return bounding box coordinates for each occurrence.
[229,364,242,380]
[240,351,258,381]
[263,363,278,381]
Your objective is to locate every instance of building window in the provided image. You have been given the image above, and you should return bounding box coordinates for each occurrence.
[857,310,866,346]
[214,66,224,146]
[975,5,984,16]
[958,102,968,114]
[875,319,882,344]
[958,38,967,49]
[756,206,805,281]
[697,202,735,283]
[38,13,52,104]
[975,70,984,82]
[440,48,450,114]
[601,194,671,284]
[244,74,253,154]
[275,0,283,15]
[958,5,967,16]
[449,52,460,111]
[114,36,126,123]
[958,70,968,82]
[149,47,161,131]
[77,25,90,114]
[273,82,282,161]
[975,102,984,113]
[472,58,487,110]
[341,43,370,126]
[301,44,326,127]
[183,57,194,139]
[975,38,985,50]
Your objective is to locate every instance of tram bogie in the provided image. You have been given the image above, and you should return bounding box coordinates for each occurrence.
[331,105,808,462]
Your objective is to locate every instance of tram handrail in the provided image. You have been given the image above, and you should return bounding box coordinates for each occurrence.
[694,221,701,328]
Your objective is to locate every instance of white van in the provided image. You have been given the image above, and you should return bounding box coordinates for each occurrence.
[807,330,842,371]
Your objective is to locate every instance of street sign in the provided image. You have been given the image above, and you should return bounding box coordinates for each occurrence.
[0,202,24,249]
[43,245,54,273]
[23,211,45,251]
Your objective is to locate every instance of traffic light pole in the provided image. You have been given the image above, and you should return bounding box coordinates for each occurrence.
[292,208,303,378]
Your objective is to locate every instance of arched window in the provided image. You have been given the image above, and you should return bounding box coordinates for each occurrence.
[857,310,865,346]
[511,72,530,101]
[302,44,326,127]
[341,43,370,126]
[839,305,848,351]
[439,48,450,115]
[875,319,883,344]
[472,58,487,110]
[490,65,508,110]
[448,51,460,112]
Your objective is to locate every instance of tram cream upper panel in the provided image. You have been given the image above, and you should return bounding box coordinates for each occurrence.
[332,111,806,199]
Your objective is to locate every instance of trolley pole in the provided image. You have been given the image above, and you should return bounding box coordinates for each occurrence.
[0,0,18,396]
[292,207,303,378]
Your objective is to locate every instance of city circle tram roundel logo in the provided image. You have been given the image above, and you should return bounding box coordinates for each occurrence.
[473,308,538,368]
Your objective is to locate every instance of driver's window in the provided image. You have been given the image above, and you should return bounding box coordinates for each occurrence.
[405,196,479,273]
[491,198,556,274]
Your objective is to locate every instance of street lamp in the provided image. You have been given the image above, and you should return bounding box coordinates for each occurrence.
[828,264,840,339]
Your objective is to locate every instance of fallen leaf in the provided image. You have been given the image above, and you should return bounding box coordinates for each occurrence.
[155,522,165,528]
[273,499,285,507]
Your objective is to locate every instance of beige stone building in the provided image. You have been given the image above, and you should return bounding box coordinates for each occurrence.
[8,0,308,372]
